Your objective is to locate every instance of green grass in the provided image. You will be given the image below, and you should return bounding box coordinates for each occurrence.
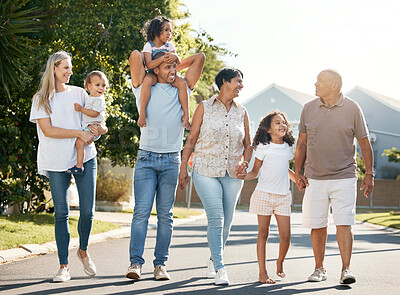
[0,213,120,251]
[356,211,400,229]
[121,206,204,219]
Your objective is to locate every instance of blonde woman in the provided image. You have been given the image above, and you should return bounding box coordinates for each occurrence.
[29,51,107,282]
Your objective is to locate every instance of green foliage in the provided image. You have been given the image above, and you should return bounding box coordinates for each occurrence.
[0,0,228,213]
[382,147,400,163]
[96,172,130,202]
[0,0,41,97]
[356,152,366,179]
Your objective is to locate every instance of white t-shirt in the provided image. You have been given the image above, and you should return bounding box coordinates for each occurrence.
[82,95,106,128]
[254,142,294,195]
[142,41,176,54]
[29,86,97,177]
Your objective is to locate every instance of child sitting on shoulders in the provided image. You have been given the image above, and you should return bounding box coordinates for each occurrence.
[138,16,191,129]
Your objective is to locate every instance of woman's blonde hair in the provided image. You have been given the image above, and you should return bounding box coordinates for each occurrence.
[34,51,71,114]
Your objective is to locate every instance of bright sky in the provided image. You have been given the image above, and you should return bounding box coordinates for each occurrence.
[180,0,400,103]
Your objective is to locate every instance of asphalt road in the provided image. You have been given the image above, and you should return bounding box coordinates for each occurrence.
[1,211,399,295]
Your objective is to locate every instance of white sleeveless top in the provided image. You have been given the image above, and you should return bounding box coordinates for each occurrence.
[193,95,246,178]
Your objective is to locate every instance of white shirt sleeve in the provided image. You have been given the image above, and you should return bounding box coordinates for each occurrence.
[254,144,265,161]
[143,42,152,54]
[91,96,106,113]
[30,95,50,123]
[168,42,176,52]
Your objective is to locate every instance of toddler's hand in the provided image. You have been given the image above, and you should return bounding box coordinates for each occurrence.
[164,52,175,63]
[74,103,82,112]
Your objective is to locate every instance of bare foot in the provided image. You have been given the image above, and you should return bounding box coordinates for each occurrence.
[276,261,286,278]
[138,114,146,127]
[259,273,276,284]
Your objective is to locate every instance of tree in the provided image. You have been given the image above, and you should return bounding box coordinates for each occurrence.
[0,0,228,212]
[0,0,41,98]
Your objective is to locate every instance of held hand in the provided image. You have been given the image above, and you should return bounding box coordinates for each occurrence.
[178,166,189,190]
[360,175,374,198]
[80,131,94,145]
[235,162,248,180]
[295,173,309,191]
[74,103,82,112]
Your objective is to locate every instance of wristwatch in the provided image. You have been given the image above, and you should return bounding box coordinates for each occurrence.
[365,171,375,177]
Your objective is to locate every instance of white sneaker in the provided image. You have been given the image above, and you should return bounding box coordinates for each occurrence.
[215,267,229,285]
[206,258,216,278]
[53,268,71,282]
[308,267,327,282]
[126,263,141,279]
[154,265,171,280]
[340,269,356,284]
[76,249,96,276]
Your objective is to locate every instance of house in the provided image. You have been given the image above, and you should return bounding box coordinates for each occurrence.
[346,86,400,179]
[242,83,315,138]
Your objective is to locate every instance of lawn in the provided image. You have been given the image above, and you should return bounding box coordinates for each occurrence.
[0,213,120,251]
[356,211,400,229]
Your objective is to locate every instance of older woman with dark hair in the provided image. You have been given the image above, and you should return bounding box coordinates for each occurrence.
[179,67,252,285]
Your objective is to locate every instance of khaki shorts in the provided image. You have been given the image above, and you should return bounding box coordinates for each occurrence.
[249,190,292,216]
[302,178,357,228]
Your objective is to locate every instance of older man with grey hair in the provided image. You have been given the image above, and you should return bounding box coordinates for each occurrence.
[295,69,374,285]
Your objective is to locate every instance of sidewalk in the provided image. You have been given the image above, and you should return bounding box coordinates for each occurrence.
[0,208,205,264]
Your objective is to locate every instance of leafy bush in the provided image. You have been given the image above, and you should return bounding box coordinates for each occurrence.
[96,172,130,202]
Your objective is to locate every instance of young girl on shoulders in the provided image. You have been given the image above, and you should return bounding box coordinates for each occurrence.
[138,16,190,129]
[243,110,296,284]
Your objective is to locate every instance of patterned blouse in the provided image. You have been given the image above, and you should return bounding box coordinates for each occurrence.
[193,95,246,178]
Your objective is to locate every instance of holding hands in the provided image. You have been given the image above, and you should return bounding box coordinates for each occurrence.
[235,161,249,180]
[295,173,308,191]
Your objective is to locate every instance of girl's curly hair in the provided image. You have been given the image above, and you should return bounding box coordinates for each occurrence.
[252,110,295,148]
[141,16,172,42]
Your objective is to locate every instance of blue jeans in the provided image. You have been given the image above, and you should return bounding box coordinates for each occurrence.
[47,158,97,265]
[129,150,180,267]
[193,170,243,271]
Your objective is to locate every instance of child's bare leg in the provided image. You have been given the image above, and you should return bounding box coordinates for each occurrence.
[275,214,291,278]
[172,76,190,129]
[76,138,85,168]
[257,215,276,284]
[138,73,157,127]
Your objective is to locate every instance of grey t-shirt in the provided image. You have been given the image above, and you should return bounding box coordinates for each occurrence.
[298,94,369,180]
[132,83,191,153]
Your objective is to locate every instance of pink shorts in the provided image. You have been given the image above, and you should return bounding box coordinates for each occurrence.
[249,190,292,216]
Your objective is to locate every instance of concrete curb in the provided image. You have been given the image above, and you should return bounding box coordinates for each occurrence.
[0,212,206,264]
[356,219,400,234]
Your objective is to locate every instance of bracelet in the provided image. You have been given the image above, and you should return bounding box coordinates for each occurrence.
[365,171,374,177]
[243,161,249,166]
